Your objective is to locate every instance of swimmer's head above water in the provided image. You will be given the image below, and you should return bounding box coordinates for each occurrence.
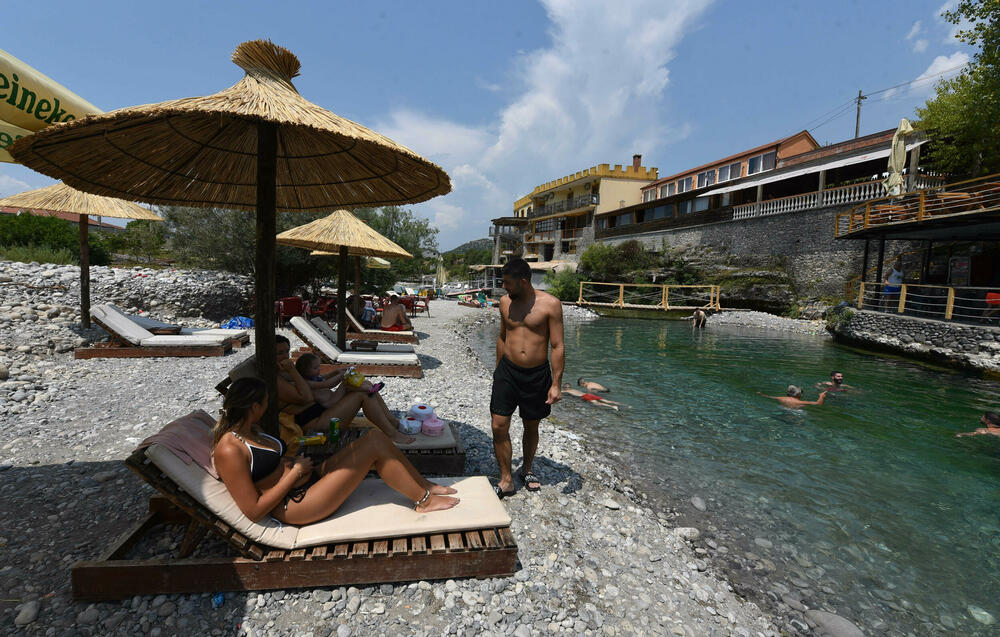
[786,385,803,398]
[982,411,1000,428]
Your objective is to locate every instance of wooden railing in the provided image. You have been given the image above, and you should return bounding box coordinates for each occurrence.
[858,281,1000,323]
[577,281,721,311]
[835,172,1000,237]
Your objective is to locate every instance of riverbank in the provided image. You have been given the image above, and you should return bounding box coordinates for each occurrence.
[0,264,781,636]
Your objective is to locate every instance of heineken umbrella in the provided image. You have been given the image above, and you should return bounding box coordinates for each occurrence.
[0,48,103,162]
[0,183,162,328]
[10,40,449,435]
[278,209,411,348]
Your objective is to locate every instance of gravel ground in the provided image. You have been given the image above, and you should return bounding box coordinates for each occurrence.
[0,263,790,636]
[708,310,830,337]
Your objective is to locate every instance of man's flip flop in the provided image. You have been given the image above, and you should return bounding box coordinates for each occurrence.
[493,484,516,499]
[519,471,541,492]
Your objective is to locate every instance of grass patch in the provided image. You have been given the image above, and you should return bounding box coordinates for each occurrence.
[0,244,77,265]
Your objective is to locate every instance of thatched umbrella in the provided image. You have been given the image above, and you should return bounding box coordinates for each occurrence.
[10,40,450,434]
[310,250,392,326]
[277,209,411,348]
[0,183,163,328]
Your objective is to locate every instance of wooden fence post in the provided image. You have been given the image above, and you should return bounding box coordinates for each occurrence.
[864,203,871,228]
[617,284,624,308]
[897,284,907,313]
[858,282,865,309]
[577,281,584,304]
[917,191,925,221]
[945,287,955,320]
[661,285,669,310]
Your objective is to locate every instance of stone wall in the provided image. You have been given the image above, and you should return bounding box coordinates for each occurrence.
[600,204,915,300]
[830,309,1000,375]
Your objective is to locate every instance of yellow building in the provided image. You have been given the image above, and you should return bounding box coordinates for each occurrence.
[511,155,657,261]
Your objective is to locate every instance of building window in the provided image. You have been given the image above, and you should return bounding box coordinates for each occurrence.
[618,213,633,226]
[747,151,777,175]
[677,177,692,193]
[678,200,692,215]
[651,204,673,219]
[596,218,607,230]
[693,197,710,212]
[718,162,741,182]
[659,183,675,198]
[642,189,655,203]
[535,218,555,232]
[697,170,716,189]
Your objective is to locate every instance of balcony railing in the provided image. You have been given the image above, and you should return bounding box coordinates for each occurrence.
[835,172,1000,237]
[531,195,597,218]
[525,230,557,242]
[489,225,523,237]
[733,175,944,221]
[858,281,1000,324]
[561,227,584,240]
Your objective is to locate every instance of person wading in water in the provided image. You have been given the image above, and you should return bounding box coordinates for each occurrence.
[490,258,565,497]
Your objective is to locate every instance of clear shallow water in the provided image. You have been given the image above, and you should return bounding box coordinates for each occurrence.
[470,318,1000,634]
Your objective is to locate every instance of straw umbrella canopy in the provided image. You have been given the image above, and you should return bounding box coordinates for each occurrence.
[10,40,450,435]
[277,209,411,347]
[310,250,392,325]
[0,183,162,328]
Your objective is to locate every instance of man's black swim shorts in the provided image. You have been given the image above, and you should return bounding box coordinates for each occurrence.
[490,356,552,421]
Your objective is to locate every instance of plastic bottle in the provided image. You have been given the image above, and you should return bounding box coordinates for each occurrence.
[329,417,340,445]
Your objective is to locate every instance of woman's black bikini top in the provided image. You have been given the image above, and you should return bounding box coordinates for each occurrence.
[232,431,285,481]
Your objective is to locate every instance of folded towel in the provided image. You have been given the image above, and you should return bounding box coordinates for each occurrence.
[138,410,219,479]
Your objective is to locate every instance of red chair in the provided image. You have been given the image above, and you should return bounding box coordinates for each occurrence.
[275,296,309,327]
[310,297,337,320]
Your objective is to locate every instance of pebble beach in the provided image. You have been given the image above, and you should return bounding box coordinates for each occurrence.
[0,260,837,637]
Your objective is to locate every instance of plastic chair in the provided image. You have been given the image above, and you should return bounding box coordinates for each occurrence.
[275,296,308,327]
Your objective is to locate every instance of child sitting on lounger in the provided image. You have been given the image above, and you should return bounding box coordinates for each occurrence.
[212,377,459,525]
[294,353,384,408]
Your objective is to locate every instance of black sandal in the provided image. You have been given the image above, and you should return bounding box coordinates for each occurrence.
[518,471,541,492]
[493,483,516,499]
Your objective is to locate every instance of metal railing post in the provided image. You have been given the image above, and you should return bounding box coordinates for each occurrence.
[617,284,625,308]
[858,282,865,309]
[945,287,955,320]
[897,284,907,313]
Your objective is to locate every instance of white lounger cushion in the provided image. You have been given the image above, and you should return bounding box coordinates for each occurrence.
[124,308,249,339]
[345,309,415,337]
[290,317,418,366]
[92,304,231,347]
[310,317,414,353]
[145,443,509,549]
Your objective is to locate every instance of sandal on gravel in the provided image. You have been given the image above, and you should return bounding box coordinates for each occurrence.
[518,471,541,492]
[493,484,516,499]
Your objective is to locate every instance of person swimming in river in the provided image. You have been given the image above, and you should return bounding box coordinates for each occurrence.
[577,377,609,393]
[757,385,827,408]
[562,384,622,410]
[815,370,857,393]
[955,411,1000,438]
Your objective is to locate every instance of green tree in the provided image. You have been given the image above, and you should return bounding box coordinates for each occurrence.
[353,206,439,281]
[0,213,109,265]
[916,0,1000,176]
[543,268,582,301]
[104,219,168,263]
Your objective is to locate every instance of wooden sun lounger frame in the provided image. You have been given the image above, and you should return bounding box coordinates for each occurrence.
[74,315,246,359]
[343,312,419,344]
[290,325,423,379]
[70,448,516,601]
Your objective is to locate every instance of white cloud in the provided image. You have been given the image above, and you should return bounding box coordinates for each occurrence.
[0,174,31,196]
[935,0,971,44]
[906,20,922,40]
[882,51,970,101]
[912,39,929,53]
[384,0,713,249]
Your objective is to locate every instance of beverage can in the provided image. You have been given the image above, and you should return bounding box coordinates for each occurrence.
[329,417,340,444]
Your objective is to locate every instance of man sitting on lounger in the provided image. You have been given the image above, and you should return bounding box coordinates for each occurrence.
[213,377,458,525]
[274,335,413,444]
[380,295,413,332]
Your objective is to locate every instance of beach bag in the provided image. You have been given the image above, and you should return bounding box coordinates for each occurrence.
[222,316,254,329]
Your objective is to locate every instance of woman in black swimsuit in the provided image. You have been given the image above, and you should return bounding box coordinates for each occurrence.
[212,377,459,525]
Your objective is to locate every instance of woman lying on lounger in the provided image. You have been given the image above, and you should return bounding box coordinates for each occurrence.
[213,377,459,524]
[274,335,414,444]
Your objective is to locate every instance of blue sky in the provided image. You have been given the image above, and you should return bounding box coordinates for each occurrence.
[0,1,972,250]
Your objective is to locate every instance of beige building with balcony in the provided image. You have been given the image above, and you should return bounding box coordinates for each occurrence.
[510,155,658,262]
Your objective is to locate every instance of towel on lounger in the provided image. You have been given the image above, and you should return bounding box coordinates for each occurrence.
[138,410,219,479]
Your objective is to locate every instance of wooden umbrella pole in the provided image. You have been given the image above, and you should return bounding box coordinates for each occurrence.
[79,216,90,329]
[255,122,279,437]
[337,246,349,349]
[354,255,362,301]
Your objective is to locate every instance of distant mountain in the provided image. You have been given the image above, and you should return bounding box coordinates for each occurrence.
[444,238,492,254]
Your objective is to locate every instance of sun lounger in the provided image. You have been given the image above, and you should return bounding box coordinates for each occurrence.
[290,316,422,378]
[76,304,234,359]
[310,317,414,353]
[70,415,514,600]
[345,309,418,344]
[215,357,466,473]
[120,307,250,348]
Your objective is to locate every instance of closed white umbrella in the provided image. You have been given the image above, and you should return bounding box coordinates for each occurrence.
[883,118,914,197]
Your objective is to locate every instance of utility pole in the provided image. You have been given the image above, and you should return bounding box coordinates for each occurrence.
[854,89,867,139]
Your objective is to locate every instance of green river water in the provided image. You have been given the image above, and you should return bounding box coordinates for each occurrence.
[470,317,1000,635]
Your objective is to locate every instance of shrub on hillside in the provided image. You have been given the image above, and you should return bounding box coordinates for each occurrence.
[0,214,109,265]
[579,240,657,281]
[543,268,582,302]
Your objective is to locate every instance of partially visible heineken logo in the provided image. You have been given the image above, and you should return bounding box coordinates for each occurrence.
[0,71,78,124]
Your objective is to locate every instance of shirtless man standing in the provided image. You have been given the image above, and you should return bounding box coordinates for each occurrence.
[757,385,827,408]
[380,295,413,332]
[490,258,564,497]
